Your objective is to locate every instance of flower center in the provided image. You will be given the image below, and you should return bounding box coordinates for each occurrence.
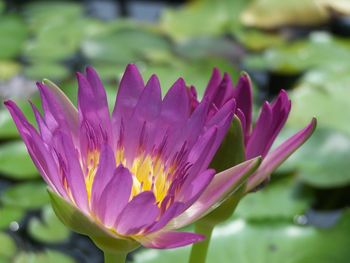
[85,149,173,206]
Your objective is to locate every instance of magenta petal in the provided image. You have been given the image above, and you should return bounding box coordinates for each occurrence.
[203,68,222,101]
[112,64,144,132]
[90,145,117,214]
[161,78,190,125]
[233,73,253,135]
[94,165,133,227]
[168,157,261,229]
[116,191,160,235]
[176,169,216,209]
[137,231,205,249]
[56,132,89,213]
[146,202,185,234]
[39,80,79,139]
[246,90,291,159]
[247,118,316,191]
[4,101,67,197]
[134,74,162,121]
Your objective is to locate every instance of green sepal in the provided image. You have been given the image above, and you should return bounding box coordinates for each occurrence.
[210,116,246,173]
[198,115,247,226]
[48,190,139,254]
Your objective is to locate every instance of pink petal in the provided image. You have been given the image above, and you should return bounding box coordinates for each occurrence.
[112,64,144,137]
[136,231,205,249]
[247,118,316,192]
[4,101,66,197]
[41,79,79,138]
[246,90,291,159]
[233,73,253,135]
[93,165,133,227]
[90,144,117,213]
[116,191,160,235]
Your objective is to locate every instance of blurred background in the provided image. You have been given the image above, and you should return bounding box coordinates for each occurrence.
[0,0,349,262]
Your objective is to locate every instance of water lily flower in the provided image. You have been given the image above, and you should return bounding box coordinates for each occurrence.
[5,64,261,251]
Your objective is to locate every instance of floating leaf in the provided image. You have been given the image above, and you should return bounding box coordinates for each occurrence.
[161,0,248,41]
[28,206,70,243]
[288,67,350,136]
[0,232,16,261]
[0,206,24,230]
[0,61,21,81]
[24,63,70,81]
[14,250,75,263]
[244,33,350,73]
[241,0,328,28]
[0,141,38,180]
[1,182,50,209]
[134,211,350,263]
[236,177,313,220]
[0,15,27,59]
[279,128,350,188]
[82,28,171,64]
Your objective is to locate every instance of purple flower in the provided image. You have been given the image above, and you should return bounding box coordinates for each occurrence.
[5,65,262,249]
[202,69,317,192]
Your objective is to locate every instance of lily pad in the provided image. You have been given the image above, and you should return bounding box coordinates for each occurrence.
[160,0,248,41]
[244,32,350,73]
[0,232,16,261]
[24,63,70,81]
[174,37,239,60]
[134,211,350,263]
[287,66,350,136]
[241,0,328,28]
[14,250,75,263]
[28,206,70,243]
[0,15,27,59]
[82,28,171,64]
[278,128,350,188]
[0,206,24,230]
[0,141,38,180]
[236,177,313,220]
[0,182,50,209]
[0,61,21,81]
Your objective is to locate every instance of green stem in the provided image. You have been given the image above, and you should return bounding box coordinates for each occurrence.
[188,223,214,263]
[104,251,127,263]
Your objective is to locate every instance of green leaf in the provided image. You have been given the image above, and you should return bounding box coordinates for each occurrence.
[174,37,238,60]
[48,191,139,254]
[14,250,75,263]
[82,28,171,64]
[0,141,38,180]
[24,63,70,81]
[0,15,27,59]
[244,33,350,73]
[288,66,350,136]
[0,61,21,81]
[28,205,70,243]
[0,232,16,260]
[241,0,328,28]
[160,0,248,41]
[0,206,24,230]
[1,182,50,209]
[236,177,313,220]
[279,128,350,188]
[134,211,350,263]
